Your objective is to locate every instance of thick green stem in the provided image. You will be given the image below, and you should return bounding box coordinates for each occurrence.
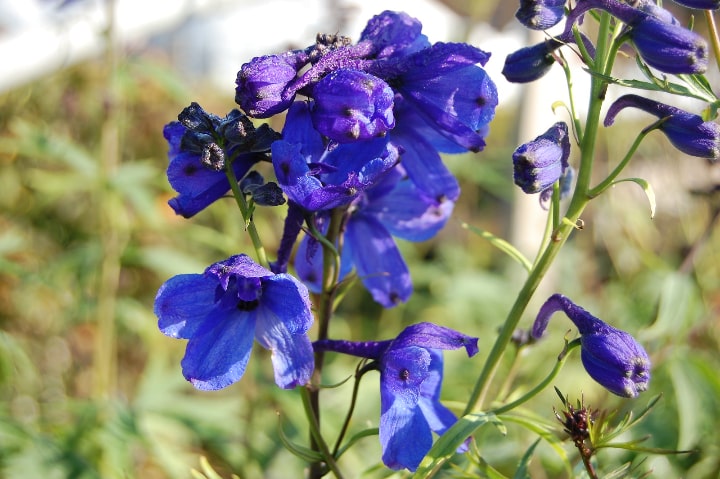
[464,13,615,414]
[309,208,345,479]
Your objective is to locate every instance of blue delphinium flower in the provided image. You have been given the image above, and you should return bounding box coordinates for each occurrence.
[164,103,279,217]
[295,163,454,307]
[154,254,314,390]
[604,94,720,161]
[234,10,497,153]
[513,121,571,195]
[532,294,651,398]
[515,0,567,30]
[271,101,399,212]
[562,0,708,74]
[313,322,479,471]
[502,30,595,83]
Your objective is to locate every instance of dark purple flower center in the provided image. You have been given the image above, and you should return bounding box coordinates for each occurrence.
[399,368,410,381]
[237,299,260,311]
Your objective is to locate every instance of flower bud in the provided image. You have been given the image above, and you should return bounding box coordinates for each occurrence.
[605,94,720,161]
[501,38,562,83]
[311,69,395,143]
[513,122,571,194]
[515,0,567,30]
[629,16,708,74]
[235,52,305,117]
[533,294,651,398]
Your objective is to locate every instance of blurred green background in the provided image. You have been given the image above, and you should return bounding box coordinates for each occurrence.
[1,1,719,478]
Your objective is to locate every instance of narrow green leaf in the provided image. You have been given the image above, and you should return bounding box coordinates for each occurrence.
[336,428,379,459]
[473,456,509,479]
[513,438,541,479]
[460,223,532,272]
[413,413,494,478]
[277,418,325,463]
[611,178,656,219]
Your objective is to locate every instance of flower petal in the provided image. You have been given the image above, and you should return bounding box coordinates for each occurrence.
[180,309,256,390]
[379,398,432,471]
[346,214,412,307]
[154,273,219,339]
[391,322,480,356]
[254,275,315,388]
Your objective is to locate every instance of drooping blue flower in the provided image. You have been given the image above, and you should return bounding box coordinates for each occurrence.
[532,294,651,398]
[515,0,567,30]
[295,164,454,307]
[154,254,314,390]
[513,121,571,194]
[313,322,479,471]
[502,30,595,84]
[561,0,708,74]
[628,14,708,74]
[604,94,720,161]
[271,101,399,212]
[164,103,279,217]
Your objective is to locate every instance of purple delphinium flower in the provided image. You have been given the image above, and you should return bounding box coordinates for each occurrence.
[605,94,720,161]
[532,294,651,398]
[234,11,497,154]
[314,322,479,471]
[154,254,314,390]
[296,163,455,307]
[561,0,708,74]
[164,103,279,218]
[513,121,571,195]
[311,69,395,142]
[502,30,595,84]
[515,0,567,30]
[272,101,399,212]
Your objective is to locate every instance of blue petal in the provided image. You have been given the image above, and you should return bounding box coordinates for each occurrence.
[345,214,412,307]
[280,101,326,158]
[254,274,315,388]
[154,274,219,339]
[366,176,455,242]
[392,322,480,356]
[360,10,430,59]
[417,349,469,452]
[379,397,432,471]
[181,309,256,390]
[388,129,460,201]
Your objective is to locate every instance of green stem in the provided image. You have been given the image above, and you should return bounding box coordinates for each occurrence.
[224,168,269,268]
[464,12,615,415]
[301,387,344,479]
[490,340,580,416]
[332,362,374,457]
[587,118,665,197]
[309,208,345,479]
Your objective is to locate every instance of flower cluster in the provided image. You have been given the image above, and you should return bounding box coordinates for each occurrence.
[154,10,493,471]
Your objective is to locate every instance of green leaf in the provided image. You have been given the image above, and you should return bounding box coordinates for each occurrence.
[413,412,495,478]
[513,438,541,479]
[472,456,508,479]
[277,417,324,463]
[499,413,571,477]
[460,223,532,272]
[336,428,378,459]
[611,178,656,219]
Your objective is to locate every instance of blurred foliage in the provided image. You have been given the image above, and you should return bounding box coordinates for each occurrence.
[1,9,719,479]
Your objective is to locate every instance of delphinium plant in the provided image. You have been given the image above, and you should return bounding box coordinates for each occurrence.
[153,3,719,478]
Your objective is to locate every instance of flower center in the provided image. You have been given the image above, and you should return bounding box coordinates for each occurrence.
[237,299,260,311]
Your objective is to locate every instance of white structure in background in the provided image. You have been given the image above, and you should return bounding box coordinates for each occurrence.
[0,0,495,94]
